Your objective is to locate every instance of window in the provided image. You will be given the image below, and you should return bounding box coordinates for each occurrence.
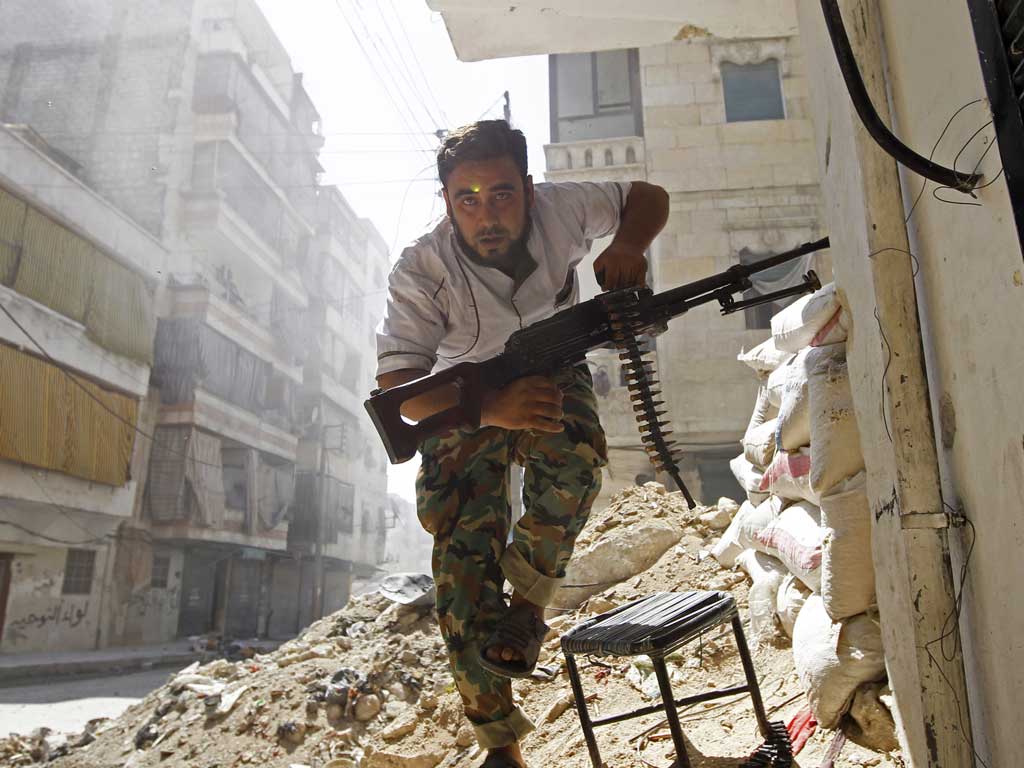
[738,247,812,330]
[151,555,171,588]
[222,446,249,511]
[62,549,96,595]
[550,49,643,142]
[721,60,785,123]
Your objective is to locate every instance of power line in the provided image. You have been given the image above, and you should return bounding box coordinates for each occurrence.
[362,0,446,131]
[331,0,437,155]
[386,0,450,128]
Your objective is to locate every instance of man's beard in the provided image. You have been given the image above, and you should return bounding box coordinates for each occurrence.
[452,212,533,264]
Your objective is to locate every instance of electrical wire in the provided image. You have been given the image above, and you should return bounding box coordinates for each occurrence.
[332,0,437,155]
[362,0,446,132]
[386,0,451,127]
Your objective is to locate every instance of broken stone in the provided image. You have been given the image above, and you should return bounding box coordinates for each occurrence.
[355,693,382,721]
[276,721,306,745]
[699,506,733,531]
[543,693,575,723]
[363,748,447,768]
[381,713,418,741]
[455,724,475,748]
[134,723,159,750]
[325,703,344,722]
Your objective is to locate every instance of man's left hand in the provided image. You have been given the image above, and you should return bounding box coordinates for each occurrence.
[594,242,648,291]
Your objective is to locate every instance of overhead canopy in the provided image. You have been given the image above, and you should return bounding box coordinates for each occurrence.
[425,0,799,61]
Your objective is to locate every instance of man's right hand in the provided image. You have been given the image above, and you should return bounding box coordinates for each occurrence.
[481,376,564,432]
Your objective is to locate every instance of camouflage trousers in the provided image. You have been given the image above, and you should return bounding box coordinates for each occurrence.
[416,364,607,750]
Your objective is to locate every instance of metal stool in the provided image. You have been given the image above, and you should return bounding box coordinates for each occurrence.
[561,591,791,768]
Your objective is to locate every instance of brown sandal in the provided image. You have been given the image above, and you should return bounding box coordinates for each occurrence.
[478,603,549,679]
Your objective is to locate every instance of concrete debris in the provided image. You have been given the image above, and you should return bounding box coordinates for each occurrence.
[543,693,575,723]
[0,483,901,768]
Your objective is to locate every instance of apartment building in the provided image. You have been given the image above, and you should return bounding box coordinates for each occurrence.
[0,0,388,648]
[543,39,828,504]
[0,124,166,652]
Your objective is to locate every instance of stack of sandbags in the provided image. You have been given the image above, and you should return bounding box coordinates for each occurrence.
[724,284,889,732]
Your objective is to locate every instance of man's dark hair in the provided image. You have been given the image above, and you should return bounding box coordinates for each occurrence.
[436,120,528,188]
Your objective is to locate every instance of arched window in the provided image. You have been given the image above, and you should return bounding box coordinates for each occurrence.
[604,148,614,166]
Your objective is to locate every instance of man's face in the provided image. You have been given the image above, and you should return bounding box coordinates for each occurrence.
[443,156,534,261]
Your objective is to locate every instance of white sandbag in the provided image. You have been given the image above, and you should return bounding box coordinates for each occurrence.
[730,454,764,493]
[747,490,770,505]
[776,573,811,638]
[746,384,779,437]
[810,306,850,346]
[736,549,787,642]
[776,356,811,450]
[760,448,818,505]
[756,500,823,591]
[772,282,841,353]
[743,418,777,468]
[765,347,808,409]
[792,596,886,728]
[738,337,793,374]
[820,473,875,621]
[711,496,786,567]
[807,345,865,495]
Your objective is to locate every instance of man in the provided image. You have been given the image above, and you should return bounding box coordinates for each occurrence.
[376,120,668,768]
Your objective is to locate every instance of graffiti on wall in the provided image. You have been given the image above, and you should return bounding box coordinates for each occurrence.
[124,585,180,618]
[5,600,90,645]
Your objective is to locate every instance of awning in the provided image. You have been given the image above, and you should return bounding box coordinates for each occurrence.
[426,0,800,61]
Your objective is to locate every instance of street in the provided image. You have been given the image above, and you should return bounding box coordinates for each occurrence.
[0,667,175,737]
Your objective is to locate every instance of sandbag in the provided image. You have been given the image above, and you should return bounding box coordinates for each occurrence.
[810,306,850,347]
[760,448,818,504]
[765,348,809,409]
[776,356,811,450]
[756,500,823,591]
[776,573,811,638]
[738,336,793,374]
[730,454,764,493]
[792,596,886,728]
[807,345,865,495]
[772,282,841,353]
[820,472,874,621]
[743,418,777,469]
[736,549,787,642]
[711,496,786,567]
[746,384,779,437]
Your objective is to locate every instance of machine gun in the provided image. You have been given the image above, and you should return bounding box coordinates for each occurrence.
[365,237,829,508]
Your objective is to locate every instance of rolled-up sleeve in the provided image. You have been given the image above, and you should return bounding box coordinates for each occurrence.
[546,180,632,242]
[376,252,447,378]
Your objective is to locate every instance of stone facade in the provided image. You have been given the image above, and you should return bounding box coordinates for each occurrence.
[546,35,830,506]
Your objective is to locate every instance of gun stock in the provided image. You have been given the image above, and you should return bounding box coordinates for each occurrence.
[364,362,485,464]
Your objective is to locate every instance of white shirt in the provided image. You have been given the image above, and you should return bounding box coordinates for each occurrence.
[376,181,631,377]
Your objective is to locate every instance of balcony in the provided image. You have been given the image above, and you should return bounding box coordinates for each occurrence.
[166,283,304,382]
[184,141,310,307]
[193,52,323,217]
[544,136,647,182]
[152,316,304,449]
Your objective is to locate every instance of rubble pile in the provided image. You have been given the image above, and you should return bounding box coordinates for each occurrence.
[0,480,902,768]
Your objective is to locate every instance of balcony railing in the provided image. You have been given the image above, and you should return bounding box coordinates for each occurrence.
[544,136,646,175]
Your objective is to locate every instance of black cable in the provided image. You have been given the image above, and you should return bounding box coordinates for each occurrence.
[0,518,108,546]
[820,0,980,191]
[905,99,986,225]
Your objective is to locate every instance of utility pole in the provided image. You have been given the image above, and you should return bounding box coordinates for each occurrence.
[314,402,328,620]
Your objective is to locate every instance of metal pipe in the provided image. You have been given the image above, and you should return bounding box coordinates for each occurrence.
[820,0,980,191]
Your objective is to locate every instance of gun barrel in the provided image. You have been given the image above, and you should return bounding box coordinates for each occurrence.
[647,236,829,321]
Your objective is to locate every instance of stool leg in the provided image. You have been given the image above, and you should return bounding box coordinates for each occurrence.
[564,652,603,768]
[652,657,692,768]
[731,615,772,739]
